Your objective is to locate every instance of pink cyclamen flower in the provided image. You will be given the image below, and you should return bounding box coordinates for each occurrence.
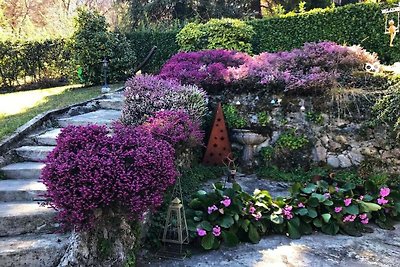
[380,187,390,198]
[361,218,369,224]
[197,228,207,237]
[283,205,293,220]
[212,225,221,237]
[324,193,331,199]
[359,213,368,220]
[334,206,343,213]
[377,197,388,205]
[335,187,340,192]
[343,214,356,223]
[252,212,262,221]
[208,205,218,214]
[220,197,231,207]
[359,195,364,201]
[249,206,256,214]
[344,198,352,207]
[298,202,305,208]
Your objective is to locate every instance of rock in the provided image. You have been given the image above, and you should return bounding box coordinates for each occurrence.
[348,149,364,165]
[338,154,352,168]
[320,135,329,146]
[328,141,342,152]
[334,135,348,145]
[361,147,378,157]
[391,148,400,158]
[327,155,340,168]
[313,144,327,162]
[382,151,393,160]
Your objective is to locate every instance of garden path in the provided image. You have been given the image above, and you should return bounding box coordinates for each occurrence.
[139,174,400,267]
[0,91,124,266]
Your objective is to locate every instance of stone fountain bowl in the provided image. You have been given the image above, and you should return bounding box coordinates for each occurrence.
[232,129,267,146]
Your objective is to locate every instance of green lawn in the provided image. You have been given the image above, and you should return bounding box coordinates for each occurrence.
[0,83,123,141]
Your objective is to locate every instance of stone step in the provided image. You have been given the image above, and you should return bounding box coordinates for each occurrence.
[34,128,62,146]
[57,109,121,127]
[15,146,54,162]
[0,179,46,202]
[0,202,57,237]
[98,98,124,110]
[0,162,45,180]
[0,233,69,267]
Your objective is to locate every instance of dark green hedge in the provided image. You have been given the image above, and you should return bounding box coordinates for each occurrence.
[0,39,72,91]
[250,3,399,64]
[127,30,180,74]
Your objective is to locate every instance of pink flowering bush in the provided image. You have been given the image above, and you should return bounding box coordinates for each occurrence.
[159,49,251,92]
[41,124,177,231]
[121,74,207,126]
[137,110,204,150]
[234,42,379,93]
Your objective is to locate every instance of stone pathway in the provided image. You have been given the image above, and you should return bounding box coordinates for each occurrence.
[0,91,124,266]
[138,174,400,267]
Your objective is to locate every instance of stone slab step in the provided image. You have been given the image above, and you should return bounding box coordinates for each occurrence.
[0,202,57,237]
[34,128,62,146]
[57,109,121,127]
[98,98,124,110]
[15,146,54,162]
[0,179,46,202]
[0,162,45,180]
[0,233,69,267]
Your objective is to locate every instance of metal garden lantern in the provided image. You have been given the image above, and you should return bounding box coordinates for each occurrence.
[162,197,189,246]
[101,58,111,93]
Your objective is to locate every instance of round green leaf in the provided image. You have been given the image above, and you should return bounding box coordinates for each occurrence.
[321,213,331,223]
[248,224,260,243]
[201,233,215,250]
[222,231,239,247]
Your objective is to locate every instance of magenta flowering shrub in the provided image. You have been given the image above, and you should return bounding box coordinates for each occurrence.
[158,49,251,90]
[121,74,207,126]
[233,42,379,93]
[41,124,177,231]
[138,110,204,149]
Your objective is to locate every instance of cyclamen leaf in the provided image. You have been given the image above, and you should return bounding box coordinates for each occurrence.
[248,224,260,243]
[201,233,215,250]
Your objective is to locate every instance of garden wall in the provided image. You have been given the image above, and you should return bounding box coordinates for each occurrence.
[207,88,400,173]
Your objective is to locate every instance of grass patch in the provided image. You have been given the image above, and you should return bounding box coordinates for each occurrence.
[0,83,123,141]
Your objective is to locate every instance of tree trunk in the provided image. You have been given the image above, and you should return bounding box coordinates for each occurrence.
[57,209,137,267]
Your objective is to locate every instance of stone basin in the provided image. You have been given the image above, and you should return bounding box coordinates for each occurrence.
[232,129,268,168]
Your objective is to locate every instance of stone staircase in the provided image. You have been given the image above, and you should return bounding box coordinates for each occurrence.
[0,92,124,266]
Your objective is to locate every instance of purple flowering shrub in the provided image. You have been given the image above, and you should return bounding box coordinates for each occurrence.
[158,49,251,91]
[41,124,177,231]
[233,42,379,93]
[121,74,207,126]
[138,110,204,149]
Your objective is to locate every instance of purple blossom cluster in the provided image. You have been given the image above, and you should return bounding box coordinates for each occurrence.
[159,42,378,93]
[41,124,177,231]
[121,74,207,126]
[138,110,204,149]
[158,49,251,90]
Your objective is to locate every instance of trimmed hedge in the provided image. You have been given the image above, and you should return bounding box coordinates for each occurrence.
[250,3,399,64]
[127,30,180,74]
[0,39,72,90]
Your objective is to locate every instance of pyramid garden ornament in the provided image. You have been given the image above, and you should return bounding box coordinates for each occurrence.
[382,2,400,47]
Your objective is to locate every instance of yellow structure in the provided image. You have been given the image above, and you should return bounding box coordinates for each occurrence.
[388,19,397,47]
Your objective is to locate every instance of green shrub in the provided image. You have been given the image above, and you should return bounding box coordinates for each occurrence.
[250,3,399,64]
[177,18,255,53]
[276,130,309,151]
[222,104,247,129]
[72,9,136,85]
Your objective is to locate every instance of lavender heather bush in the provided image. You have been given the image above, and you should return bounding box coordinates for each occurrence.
[158,49,251,90]
[232,42,379,93]
[121,74,207,126]
[41,124,177,231]
[138,110,204,149]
